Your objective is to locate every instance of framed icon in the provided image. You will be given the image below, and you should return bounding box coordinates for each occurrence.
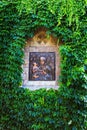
[29,52,56,81]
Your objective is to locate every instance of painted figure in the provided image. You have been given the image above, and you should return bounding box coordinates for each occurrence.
[32,62,40,80]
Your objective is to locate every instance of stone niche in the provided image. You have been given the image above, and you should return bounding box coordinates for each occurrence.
[22,28,61,90]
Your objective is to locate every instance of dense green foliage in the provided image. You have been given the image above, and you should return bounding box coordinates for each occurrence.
[0,88,86,130]
[0,0,87,129]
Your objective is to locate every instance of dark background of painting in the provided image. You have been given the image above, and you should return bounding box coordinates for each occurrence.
[29,52,56,81]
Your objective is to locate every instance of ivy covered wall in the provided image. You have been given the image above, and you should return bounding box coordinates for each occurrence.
[0,0,87,129]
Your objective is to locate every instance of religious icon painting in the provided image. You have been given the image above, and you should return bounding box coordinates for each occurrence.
[29,52,56,81]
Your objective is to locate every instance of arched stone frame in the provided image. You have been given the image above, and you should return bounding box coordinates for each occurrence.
[22,28,61,90]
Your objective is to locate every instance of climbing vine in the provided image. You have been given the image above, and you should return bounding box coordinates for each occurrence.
[0,0,87,129]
